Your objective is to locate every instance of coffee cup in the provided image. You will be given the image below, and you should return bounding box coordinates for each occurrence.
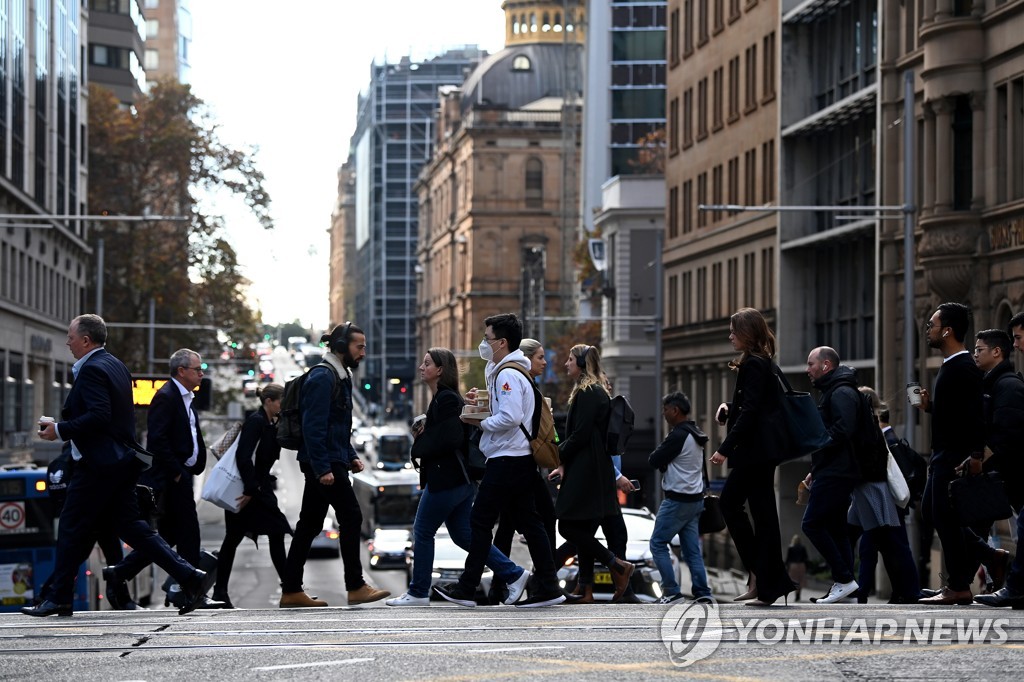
[906,382,922,406]
[38,416,55,432]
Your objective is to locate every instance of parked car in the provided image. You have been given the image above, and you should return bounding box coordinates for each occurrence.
[368,529,413,582]
[556,507,679,602]
[309,518,341,559]
[428,530,492,603]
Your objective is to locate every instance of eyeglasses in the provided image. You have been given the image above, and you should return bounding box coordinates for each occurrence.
[482,336,500,345]
[186,366,204,373]
[924,321,942,330]
[972,346,989,355]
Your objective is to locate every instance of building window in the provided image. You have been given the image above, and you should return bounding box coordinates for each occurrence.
[761,246,774,310]
[669,185,679,239]
[712,262,722,319]
[683,88,693,148]
[525,158,543,208]
[144,48,159,70]
[727,156,739,213]
[728,56,740,122]
[698,0,709,46]
[729,0,741,22]
[697,173,708,227]
[697,78,708,140]
[668,274,679,327]
[904,0,917,54]
[744,147,756,205]
[714,0,724,33]
[682,271,693,323]
[744,44,757,113]
[670,8,680,66]
[712,67,723,131]
[146,19,158,39]
[762,32,776,102]
[512,55,531,71]
[669,97,679,153]
[762,139,775,202]
[995,78,1024,203]
[727,257,738,313]
[812,3,878,110]
[712,164,723,222]
[952,95,973,211]
[696,266,707,321]
[684,0,694,56]
[683,180,693,234]
[743,252,756,306]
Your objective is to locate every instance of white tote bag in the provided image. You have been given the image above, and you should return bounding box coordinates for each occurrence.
[885,444,911,509]
[201,434,245,513]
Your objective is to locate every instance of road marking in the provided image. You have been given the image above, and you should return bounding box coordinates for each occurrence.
[252,657,374,671]
[469,645,565,653]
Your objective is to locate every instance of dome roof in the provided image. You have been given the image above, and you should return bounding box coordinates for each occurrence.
[459,42,577,113]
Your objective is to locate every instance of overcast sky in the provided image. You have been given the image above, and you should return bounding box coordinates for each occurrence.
[187,1,507,330]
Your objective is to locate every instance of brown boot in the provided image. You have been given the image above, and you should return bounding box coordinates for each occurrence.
[348,584,390,605]
[574,584,595,604]
[280,591,328,608]
[610,558,635,602]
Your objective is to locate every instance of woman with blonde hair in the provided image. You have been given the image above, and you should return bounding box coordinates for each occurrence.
[213,383,293,608]
[710,308,794,605]
[549,344,634,602]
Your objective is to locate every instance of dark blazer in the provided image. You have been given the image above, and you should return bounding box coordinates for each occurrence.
[141,379,207,490]
[718,354,786,466]
[57,348,140,468]
[928,352,984,464]
[554,384,618,521]
[411,387,471,491]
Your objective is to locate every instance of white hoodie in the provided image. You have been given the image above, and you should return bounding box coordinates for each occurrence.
[479,349,535,459]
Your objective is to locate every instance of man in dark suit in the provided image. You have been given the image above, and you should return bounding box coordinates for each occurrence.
[107,348,220,608]
[23,314,209,617]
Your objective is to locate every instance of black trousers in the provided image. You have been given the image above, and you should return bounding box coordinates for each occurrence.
[458,455,559,594]
[719,461,791,596]
[46,459,195,605]
[282,461,364,593]
[922,459,995,592]
[215,529,287,596]
[118,473,201,581]
[493,469,557,558]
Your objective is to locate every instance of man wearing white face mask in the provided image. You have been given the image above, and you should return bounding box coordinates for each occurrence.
[434,313,565,608]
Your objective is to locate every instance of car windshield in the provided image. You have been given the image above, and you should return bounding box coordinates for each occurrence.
[378,435,411,463]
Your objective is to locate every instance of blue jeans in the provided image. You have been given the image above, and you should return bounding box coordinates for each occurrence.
[408,482,522,598]
[650,497,710,598]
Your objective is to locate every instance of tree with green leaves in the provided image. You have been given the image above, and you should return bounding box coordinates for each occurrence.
[87,80,272,369]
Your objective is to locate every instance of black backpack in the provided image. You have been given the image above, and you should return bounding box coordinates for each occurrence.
[605,394,636,457]
[888,437,927,505]
[851,391,888,483]
[276,364,346,450]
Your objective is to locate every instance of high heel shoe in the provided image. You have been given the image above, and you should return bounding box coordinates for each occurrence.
[733,573,757,602]
[746,582,796,607]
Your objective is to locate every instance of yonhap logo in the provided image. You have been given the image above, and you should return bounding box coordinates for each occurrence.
[660,598,723,667]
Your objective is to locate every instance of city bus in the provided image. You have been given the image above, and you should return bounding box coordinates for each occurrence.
[350,468,421,538]
[0,463,91,612]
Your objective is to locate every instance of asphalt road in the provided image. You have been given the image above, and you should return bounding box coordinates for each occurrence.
[2,602,1022,680]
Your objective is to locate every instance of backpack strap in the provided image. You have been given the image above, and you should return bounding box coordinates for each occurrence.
[492,362,539,439]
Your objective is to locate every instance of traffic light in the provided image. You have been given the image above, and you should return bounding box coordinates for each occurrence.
[399,386,407,394]
[200,362,208,371]
[363,382,371,391]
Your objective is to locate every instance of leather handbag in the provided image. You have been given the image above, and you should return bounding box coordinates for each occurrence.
[772,366,831,462]
[698,450,726,533]
[948,471,1012,527]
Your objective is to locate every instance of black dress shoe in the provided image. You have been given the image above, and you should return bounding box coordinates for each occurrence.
[211,591,235,609]
[975,587,1024,608]
[21,600,72,617]
[196,596,231,609]
[178,570,213,615]
[103,567,139,611]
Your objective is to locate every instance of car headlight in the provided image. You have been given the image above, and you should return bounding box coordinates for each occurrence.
[431,572,441,579]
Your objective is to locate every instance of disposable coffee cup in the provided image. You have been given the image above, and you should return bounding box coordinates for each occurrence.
[38,416,55,431]
[906,382,922,406]
[543,397,552,409]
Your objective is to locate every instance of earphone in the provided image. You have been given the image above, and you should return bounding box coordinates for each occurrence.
[576,346,590,369]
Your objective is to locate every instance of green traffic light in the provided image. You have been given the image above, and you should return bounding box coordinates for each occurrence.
[200,362,208,370]
[363,383,371,390]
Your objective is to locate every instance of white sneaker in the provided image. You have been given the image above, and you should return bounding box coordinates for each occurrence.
[385,592,430,607]
[503,570,532,605]
[817,580,859,604]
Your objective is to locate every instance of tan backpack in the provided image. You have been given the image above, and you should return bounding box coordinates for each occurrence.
[492,362,560,469]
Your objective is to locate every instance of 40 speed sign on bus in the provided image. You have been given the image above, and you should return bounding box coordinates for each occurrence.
[0,502,26,533]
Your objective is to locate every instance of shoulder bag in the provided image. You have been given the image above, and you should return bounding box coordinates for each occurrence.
[201,432,246,513]
[698,447,726,534]
[772,365,831,462]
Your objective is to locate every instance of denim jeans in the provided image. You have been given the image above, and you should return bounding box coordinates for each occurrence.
[650,497,710,598]
[408,482,522,598]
